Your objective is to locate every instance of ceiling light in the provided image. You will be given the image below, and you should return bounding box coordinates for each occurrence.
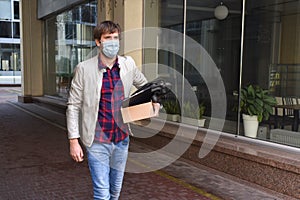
[214,2,229,20]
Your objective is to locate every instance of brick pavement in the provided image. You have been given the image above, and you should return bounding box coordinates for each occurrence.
[0,103,93,199]
[0,87,21,103]
[0,88,218,200]
[0,87,294,200]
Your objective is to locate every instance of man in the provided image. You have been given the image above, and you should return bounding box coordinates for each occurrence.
[66,21,148,200]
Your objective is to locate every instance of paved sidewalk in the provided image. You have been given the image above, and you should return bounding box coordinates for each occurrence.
[0,87,295,200]
[0,102,93,199]
[0,88,217,200]
[0,87,21,103]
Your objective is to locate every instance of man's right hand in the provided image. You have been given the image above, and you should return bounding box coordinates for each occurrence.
[69,138,84,162]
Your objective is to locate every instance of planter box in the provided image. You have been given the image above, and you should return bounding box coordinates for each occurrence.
[242,114,259,138]
[181,117,206,127]
[198,118,206,127]
[167,114,181,122]
[159,113,180,122]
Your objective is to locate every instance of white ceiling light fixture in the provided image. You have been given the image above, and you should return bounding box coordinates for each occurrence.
[214,2,229,20]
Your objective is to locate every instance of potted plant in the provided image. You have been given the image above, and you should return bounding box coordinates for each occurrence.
[181,101,206,127]
[198,102,206,127]
[240,84,276,137]
[161,100,181,122]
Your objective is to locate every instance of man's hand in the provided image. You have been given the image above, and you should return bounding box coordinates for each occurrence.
[69,138,84,162]
[152,103,161,116]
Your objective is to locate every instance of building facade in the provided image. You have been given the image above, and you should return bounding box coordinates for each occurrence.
[21,0,300,144]
[0,0,21,84]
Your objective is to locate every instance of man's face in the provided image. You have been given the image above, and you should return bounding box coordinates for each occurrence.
[95,32,119,46]
[101,32,119,42]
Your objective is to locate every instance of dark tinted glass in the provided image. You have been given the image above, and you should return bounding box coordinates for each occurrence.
[13,22,20,38]
[0,21,12,38]
[14,1,20,19]
[81,5,96,23]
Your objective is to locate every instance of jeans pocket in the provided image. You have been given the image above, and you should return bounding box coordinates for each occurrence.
[121,136,129,146]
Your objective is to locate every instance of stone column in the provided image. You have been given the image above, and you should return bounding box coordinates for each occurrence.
[98,0,114,22]
[19,0,43,102]
[118,0,143,69]
[98,0,144,71]
[143,0,159,80]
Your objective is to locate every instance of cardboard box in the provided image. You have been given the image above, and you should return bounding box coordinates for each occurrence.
[121,102,159,123]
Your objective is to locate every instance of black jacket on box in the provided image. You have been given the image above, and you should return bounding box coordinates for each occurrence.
[122,79,171,108]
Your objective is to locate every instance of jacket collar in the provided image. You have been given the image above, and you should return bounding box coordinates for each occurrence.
[98,55,119,70]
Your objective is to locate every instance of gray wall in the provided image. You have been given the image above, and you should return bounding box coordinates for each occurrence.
[37,0,85,19]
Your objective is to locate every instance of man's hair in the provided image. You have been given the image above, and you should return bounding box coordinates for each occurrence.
[93,21,121,40]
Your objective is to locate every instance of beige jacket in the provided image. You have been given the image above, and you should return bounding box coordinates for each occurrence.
[66,55,147,147]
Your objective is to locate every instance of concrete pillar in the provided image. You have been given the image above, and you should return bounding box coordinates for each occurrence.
[19,0,43,102]
[97,0,145,72]
[143,0,159,81]
[115,0,143,70]
[98,0,114,22]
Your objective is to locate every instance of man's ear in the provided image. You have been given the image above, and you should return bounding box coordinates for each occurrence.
[95,39,101,47]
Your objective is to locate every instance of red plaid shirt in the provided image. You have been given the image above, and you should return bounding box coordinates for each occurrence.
[94,57,129,144]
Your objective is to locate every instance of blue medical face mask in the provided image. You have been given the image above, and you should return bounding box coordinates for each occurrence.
[101,40,120,58]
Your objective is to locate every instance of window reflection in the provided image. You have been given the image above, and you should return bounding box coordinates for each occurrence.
[143,0,300,146]
[0,21,12,37]
[143,0,185,123]
[13,22,20,38]
[0,0,20,85]
[13,1,19,20]
[0,43,21,84]
[0,0,12,20]
[185,1,241,134]
[44,1,97,98]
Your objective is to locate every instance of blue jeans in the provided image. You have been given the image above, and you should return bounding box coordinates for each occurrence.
[86,137,129,200]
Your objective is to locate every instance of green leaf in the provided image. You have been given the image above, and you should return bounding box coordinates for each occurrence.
[264,112,270,120]
[248,105,257,115]
[247,85,255,97]
[255,98,264,107]
[264,104,273,112]
[257,114,263,122]
[256,93,262,98]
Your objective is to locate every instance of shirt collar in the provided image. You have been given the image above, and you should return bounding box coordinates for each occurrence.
[98,55,119,70]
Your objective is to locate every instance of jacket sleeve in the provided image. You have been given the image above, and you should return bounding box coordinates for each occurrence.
[66,64,84,139]
[130,57,148,88]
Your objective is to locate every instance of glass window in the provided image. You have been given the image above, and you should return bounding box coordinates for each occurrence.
[65,24,76,39]
[0,21,12,38]
[0,43,21,84]
[241,1,300,145]
[72,7,80,22]
[143,0,184,123]
[44,0,97,98]
[144,0,300,147]
[185,1,241,133]
[81,4,96,23]
[243,1,300,96]
[13,1,20,20]
[0,0,12,20]
[144,0,241,130]
[13,22,20,38]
